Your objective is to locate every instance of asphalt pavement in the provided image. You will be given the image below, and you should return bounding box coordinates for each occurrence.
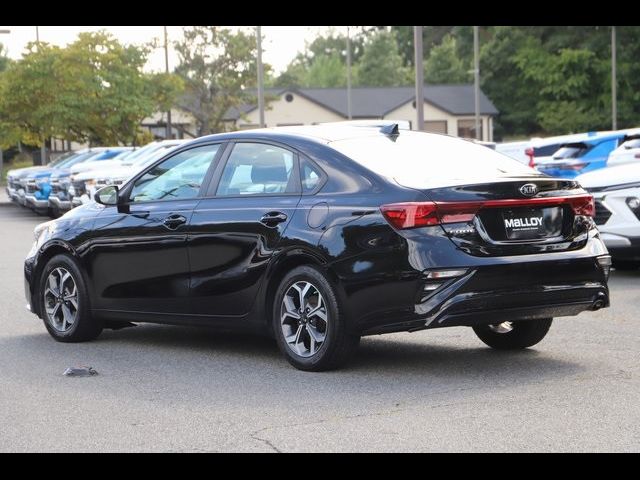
[0,199,638,452]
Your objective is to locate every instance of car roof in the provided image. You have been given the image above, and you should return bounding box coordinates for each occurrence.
[190,124,404,146]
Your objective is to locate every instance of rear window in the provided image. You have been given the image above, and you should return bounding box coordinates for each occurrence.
[623,139,640,149]
[533,144,563,157]
[328,131,537,189]
[553,143,591,159]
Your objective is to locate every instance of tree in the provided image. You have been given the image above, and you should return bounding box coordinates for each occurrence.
[174,26,264,135]
[0,42,9,72]
[424,34,471,84]
[0,32,182,147]
[354,29,409,86]
[273,30,364,88]
[514,41,609,133]
[306,54,346,87]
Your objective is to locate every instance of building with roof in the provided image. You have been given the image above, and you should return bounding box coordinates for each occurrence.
[222,84,498,141]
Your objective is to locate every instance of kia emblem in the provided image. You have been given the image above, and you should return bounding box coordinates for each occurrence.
[519,183,538,197]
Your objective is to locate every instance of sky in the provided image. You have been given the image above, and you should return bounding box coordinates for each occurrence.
[0,26,344,74]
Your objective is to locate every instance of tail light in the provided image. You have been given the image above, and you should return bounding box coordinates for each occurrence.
[634,153,640,159]
[381,195,595,230]
[525,147,535,167]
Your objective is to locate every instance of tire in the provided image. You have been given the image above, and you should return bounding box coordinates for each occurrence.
[39,254,102,342]
[472,318,553,350]
[612,260,640,271]
[272,265,360,371]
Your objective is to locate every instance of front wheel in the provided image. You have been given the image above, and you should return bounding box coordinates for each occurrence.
[273,265,360,371]
[39,254,102,342]
[472,318,553,350]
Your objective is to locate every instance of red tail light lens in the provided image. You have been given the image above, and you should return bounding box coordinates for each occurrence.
[380,202,439,229]
[381,194,595,229]
[567,195,595,217]
[525,147,535,167]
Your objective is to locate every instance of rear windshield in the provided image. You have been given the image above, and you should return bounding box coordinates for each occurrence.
[553,143,591,159]
[533,144,563,157]
[623,139,640,149]
[328,131,537,189]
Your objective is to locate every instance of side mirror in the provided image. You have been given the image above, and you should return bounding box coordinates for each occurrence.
[94,185,119,206]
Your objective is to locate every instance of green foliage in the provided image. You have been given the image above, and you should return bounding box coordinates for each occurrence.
[354,29,409,86]
[0,32,182,148]
[272,30,362,88]
[174,26,263,135]
[305,54,346,87]
[0,42,9,72]
[424,35,471,84]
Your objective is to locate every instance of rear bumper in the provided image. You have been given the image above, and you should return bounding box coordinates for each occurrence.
[357,254,610,336]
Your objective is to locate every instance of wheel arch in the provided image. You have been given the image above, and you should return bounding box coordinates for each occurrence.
[260,247,344,335]
[32,241,84,318]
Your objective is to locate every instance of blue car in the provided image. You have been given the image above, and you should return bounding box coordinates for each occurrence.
[48,148,131,215]
[536,132,626,179]
[24,148,125,214]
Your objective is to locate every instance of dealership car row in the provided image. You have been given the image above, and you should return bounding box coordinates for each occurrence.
[5,125,640,269]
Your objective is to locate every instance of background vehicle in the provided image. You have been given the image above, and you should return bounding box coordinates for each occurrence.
[25,125,610,371]
[5,150,80,203]
[535,132,627,178]
[71,141,186,207]
[47,148,132,216]
[607,133,640,167]
[577,162,640,270]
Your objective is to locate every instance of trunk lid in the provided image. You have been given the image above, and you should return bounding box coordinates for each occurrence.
[414,177,593,257]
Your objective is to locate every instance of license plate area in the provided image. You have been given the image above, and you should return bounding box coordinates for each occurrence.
[501,207,563,240]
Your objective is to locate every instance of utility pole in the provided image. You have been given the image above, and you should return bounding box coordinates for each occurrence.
[473,26,481,140]
[414,26,424,131]
[257,26,265,128]
[346,27,352,120]
[35,26,46,165]
[611,26,617,130]
[0,29,9,182]
[164,26,173,139]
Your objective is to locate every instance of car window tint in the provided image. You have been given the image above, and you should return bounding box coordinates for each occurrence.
[217,143,295,196]
[329,131,537,189]
[130,145,219,202]
[300,157,322,193]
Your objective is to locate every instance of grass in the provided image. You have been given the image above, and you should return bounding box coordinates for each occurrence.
[1,158,33,186]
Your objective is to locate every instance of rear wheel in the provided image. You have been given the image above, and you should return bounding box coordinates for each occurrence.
[39,254,102,342]
[273,265,360,371]
[472,318,552,350]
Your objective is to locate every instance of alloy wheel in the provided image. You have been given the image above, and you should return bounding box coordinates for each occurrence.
[280,281,328,358]
[44,267,79,332]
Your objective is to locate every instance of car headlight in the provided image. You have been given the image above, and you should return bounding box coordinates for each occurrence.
[626,197,640,220]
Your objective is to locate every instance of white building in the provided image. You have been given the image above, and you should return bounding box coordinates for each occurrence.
[223,84,498,141]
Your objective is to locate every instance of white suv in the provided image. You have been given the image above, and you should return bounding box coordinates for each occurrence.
[577,163,640,270]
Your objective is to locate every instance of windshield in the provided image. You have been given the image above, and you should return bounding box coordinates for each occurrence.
[121,143,158,163]
[56,151,100,169]
[553,143,591,159]
[623,139,640,149]
[329,131,537,189]
[47,150,80,167]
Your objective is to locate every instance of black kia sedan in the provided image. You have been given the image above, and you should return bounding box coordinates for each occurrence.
[24,124,611,371]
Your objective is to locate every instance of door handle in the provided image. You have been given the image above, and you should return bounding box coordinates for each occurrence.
[260,211,288,226]
[163,214,187,230]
